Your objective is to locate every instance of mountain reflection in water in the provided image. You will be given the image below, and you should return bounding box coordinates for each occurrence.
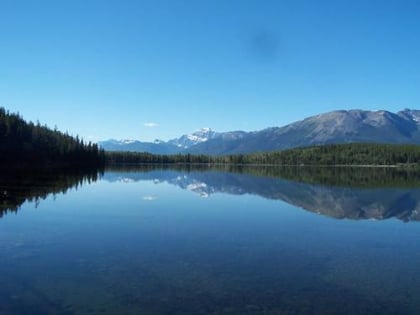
[1,165,420,315]
[1,165,420,222]
[104,166,420,222]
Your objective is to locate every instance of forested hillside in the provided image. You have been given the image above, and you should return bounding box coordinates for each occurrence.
[241,143,420,165]
[0,108,105,167]
[106,143,420,166]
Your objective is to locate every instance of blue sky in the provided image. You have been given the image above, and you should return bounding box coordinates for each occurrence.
[1,0,419,142]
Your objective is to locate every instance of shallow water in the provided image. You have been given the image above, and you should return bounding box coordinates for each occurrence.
[0,167,419,314]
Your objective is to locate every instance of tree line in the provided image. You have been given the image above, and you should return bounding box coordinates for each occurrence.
[0,107,105,168]
[105,143,420,166]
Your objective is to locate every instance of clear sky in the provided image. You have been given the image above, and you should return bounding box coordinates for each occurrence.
[1,0,419,142]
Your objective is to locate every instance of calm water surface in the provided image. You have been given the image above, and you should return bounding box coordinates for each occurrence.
[0,167,419,315]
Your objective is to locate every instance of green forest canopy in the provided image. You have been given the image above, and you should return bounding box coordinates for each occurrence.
[0,107,105,167]
[106,143,420,166]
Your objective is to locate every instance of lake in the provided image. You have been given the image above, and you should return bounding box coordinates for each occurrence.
[0,166,419,315]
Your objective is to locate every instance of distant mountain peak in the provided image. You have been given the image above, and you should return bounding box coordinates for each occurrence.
[121,139,137,144]
[168,127,219,148]
[99,108,420,155]
[100,139,136,146]
[398,108,420,123]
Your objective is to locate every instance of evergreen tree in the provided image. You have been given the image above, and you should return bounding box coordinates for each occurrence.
[0,107,105,168]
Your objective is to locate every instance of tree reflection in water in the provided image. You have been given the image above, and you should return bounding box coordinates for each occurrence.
[0,167,103,218]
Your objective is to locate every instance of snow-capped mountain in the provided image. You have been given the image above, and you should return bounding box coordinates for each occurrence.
[168,128,219,148]
[186,109,420,154]
[99,108,420,155]
[102,139,137,146]
[99,128,221,153]
[98,139,182,154]
[399,108,420,123]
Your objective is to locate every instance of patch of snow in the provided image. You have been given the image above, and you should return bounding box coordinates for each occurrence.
[121,139,136,144]
[168,127,219,148]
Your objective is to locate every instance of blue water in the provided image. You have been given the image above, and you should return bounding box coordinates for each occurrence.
[0,168,419,314]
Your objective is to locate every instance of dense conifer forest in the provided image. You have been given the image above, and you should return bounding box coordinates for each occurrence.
[0,108,105,168]
[105,143,420,166]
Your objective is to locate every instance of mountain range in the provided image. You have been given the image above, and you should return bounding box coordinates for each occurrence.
[99,109,420,155]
